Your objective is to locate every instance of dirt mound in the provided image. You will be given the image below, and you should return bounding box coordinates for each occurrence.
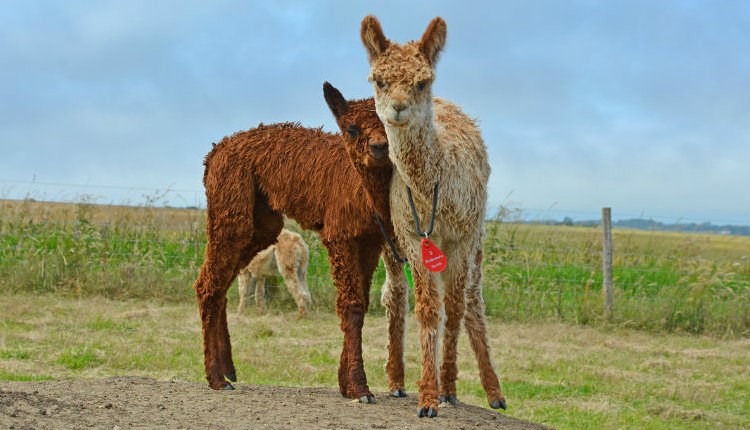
[1,376,551,430]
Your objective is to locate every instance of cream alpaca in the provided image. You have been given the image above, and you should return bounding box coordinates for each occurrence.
[236,229,311,318]
[361,15,505,417]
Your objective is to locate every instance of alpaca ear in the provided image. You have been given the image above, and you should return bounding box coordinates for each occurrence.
[419,17,447,66]
[360,15,390,63]
[323,82,348,119]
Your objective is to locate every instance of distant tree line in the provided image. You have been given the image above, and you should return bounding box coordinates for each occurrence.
[529,217,750,237]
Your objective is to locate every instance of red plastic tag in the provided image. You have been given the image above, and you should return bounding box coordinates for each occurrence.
[421,238,447,272]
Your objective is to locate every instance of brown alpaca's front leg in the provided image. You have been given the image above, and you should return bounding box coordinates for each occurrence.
[338,338,350,397]
[439,262,468,406]
[413,265,441,418]
[464,247,506,410]
[324,239,375,404]
[380,249,409,398]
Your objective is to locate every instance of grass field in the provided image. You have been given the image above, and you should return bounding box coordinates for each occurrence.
[1,198,748,336]
[1,294,748,430]
[1,199,749,429]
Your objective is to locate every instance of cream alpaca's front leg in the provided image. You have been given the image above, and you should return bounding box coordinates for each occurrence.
[438,259,468,405]
[412,265,442,417]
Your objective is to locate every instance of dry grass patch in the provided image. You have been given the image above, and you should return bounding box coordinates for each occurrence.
[2,293,749,429]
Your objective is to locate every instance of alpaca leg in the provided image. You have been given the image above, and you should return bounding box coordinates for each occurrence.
[215,195,283,387]
[244,199,284,320]
[338,335,350,396]
[217,294,236,382]
[277,248,311,318]
[254,276,267,315]
[196,171,259,389]
[358,237,381,313]
[352,239,382,398]
[464,246,506,410]
[293,271,312,318]
[325,238,375,403]
[413,264,442,417]
[283,275,311,318]
[194,245,244,390]
[220,255,268,383]
[380,248,409,397]
[237,270,252,314]
[295,247,312,317]
[216,201,282,382]
[439,261,468,405]
[340,239,382,402]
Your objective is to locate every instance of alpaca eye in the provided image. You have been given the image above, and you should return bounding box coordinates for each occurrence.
[416,81,426,91]
[376,80,386,89]
[347,125,359,137]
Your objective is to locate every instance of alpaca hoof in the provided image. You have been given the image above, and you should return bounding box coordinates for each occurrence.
[418,406,438,418]
[490,399,507,410]
[390,389,407,398]
[439,394,457,405]
[223,382,235,391]
[359,395,377,404]
[225,373,237,383]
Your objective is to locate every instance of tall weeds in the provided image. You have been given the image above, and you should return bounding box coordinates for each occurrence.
[1,199,748,336]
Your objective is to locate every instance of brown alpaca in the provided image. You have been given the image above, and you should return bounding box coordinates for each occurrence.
[193,82,402,403]
[361,16,506,417]
[236,228,311,318]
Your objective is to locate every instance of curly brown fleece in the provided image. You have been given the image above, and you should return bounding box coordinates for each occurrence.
[192,83,396,402]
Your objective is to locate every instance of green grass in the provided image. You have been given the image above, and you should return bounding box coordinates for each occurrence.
[1,198,749,336]
[481,222,750,336]
[1,350,32,360]
[0,293,748,429]
[1,199,748,428]
[0,371,54,382]
[56,346,103,370]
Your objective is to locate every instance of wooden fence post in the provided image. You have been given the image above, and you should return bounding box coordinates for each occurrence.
[602,207,613,319]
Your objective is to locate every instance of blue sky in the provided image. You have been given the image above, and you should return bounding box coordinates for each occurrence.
[1,1,748,225]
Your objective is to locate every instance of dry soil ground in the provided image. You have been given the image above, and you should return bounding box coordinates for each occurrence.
[1,376,550,430]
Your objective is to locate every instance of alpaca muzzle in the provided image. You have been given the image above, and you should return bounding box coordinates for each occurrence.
[385,99,410,126]
[369,142,388,160]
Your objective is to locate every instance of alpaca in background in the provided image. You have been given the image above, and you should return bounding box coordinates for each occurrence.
[236,228,311,318]
[361,15,506,417]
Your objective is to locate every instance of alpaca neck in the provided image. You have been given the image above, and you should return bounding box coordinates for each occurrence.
[359,165,393,225]
[387,116,442,199]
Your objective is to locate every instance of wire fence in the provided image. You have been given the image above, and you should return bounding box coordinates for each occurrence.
[2,178,748,226]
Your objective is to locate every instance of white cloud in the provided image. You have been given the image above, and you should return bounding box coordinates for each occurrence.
[0,0,748,224]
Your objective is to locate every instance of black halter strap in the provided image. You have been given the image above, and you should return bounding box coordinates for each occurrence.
[374,211,408,263]
[406,182,439,238]
[373,182,440,263]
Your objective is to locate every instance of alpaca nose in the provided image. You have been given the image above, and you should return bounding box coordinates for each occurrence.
[393,102,407,113]
[369,141,388,159]
[370,142,387,151]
